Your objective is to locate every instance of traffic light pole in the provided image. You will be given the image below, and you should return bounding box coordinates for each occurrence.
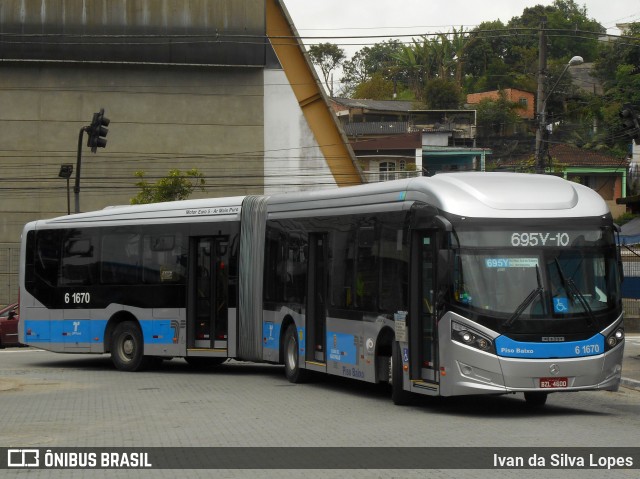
[74,126,88,214]
[74,109,109,213]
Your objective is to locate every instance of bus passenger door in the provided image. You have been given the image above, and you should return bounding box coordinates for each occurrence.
[409,231,438,382]
[189,237,229,350]
[306,233,327,363]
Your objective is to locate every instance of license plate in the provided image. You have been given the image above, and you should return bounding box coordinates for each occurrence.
[539,377,568,388]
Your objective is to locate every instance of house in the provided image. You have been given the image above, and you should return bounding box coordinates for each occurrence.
[330,99,490,178]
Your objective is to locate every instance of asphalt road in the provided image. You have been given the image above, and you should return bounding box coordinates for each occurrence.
[0,343,638,479]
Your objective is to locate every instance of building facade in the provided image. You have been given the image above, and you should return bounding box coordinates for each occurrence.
[0,0,362,305]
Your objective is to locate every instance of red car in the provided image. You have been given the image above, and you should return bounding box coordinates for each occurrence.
[0,302,20,348]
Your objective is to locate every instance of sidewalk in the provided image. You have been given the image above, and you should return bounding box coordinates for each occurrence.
[621,333,640,391]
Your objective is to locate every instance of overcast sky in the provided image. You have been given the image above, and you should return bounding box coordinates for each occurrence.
[283,0,640,57]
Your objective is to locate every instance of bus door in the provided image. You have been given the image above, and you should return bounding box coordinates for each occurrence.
[409,230,438,382]
[306,233,327,363]
[189,237,229,350]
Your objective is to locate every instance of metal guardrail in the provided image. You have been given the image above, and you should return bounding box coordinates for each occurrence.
[622,244,640,318]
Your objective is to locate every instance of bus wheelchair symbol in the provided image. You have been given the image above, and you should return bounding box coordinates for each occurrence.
[553,297,569,314]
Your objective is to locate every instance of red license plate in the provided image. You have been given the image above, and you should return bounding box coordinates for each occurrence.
[539,377,568,388]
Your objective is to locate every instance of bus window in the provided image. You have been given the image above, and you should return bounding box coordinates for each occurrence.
[356,225,378,310]
[60,230,98,286]
[285,235,306,303]
[142,234,187,284]
[35,230,62,286]
[101,233,141,284]
[379,226,408,313]
[330,228,352,308]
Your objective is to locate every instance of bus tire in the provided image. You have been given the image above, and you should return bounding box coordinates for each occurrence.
[111,321,145,372]
[391,341,411,405]
[524,392,548,407]
[283,324,306,383]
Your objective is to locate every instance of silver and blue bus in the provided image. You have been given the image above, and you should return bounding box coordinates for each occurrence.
[19,172,625,406]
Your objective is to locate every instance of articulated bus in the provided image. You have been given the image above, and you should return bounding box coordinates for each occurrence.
[19,173,625,406]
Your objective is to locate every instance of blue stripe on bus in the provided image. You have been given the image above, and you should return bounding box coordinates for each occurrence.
[495,334,605,359]
[23,319,176,345]
[327,331,357,364]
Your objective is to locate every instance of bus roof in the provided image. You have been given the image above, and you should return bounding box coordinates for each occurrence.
[28,195,246,229]
[267,172,610,219]
[26,172,611,231]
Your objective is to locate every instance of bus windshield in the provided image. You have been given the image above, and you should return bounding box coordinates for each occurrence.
[450,224,621,330]
[455,250,616,316]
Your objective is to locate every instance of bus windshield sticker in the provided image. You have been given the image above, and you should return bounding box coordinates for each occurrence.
[485,258,538,268]
[553,297,570,314]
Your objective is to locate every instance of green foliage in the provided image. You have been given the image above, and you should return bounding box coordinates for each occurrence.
[615,212,637,226]
[475,92,523,139]
[308,42,346,97]
[424,79,462,109]
[594,23,640,84]
[342,40,404,81]
[353,72,395,100]
[337,2,636,156]
[131,169,205,204]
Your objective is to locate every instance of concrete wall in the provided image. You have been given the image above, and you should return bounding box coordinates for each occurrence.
[0,62,265,221]
[0,0,361,305]
[0,63,265,304]
[263,69,336,194]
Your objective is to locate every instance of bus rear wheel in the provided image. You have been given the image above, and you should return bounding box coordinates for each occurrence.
[283,324,306,383]
[111,321,145,372]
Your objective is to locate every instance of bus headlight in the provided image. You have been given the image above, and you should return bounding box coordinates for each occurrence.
[605,327,624,351]
[451,321,495,354]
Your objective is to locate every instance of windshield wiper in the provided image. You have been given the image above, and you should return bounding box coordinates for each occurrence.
[503,265,543,329]
[554,259,595,326]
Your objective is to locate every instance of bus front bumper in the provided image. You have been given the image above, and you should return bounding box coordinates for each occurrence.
[438,340,624,397]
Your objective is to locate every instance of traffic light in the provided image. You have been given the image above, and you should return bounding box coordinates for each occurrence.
[87,108,110,153]
[619,104,640,145]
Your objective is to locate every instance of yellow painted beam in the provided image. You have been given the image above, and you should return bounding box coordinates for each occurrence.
[266,0,363,187]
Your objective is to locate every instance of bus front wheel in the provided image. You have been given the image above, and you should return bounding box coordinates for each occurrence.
[283,324,306,383]
[111,321,145,372]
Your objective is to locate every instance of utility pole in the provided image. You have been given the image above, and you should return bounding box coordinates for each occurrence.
[534,18,547,174]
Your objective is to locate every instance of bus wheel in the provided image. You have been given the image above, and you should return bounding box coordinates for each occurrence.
[524,392,548,407]
[283,324,306,383]
[111,321,145,372]
[391,341,411,405]
[185,357,227,369]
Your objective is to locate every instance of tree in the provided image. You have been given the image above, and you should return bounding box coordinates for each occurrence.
[353,72,395,100]
[475,92,523,140]
[130,169,205,204]
[342,40,405,97]
[308,42,345,97]
[424,78,463,109]
[592,23,640,154]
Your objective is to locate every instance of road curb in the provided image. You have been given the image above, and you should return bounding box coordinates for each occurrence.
[620,377,640,391]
